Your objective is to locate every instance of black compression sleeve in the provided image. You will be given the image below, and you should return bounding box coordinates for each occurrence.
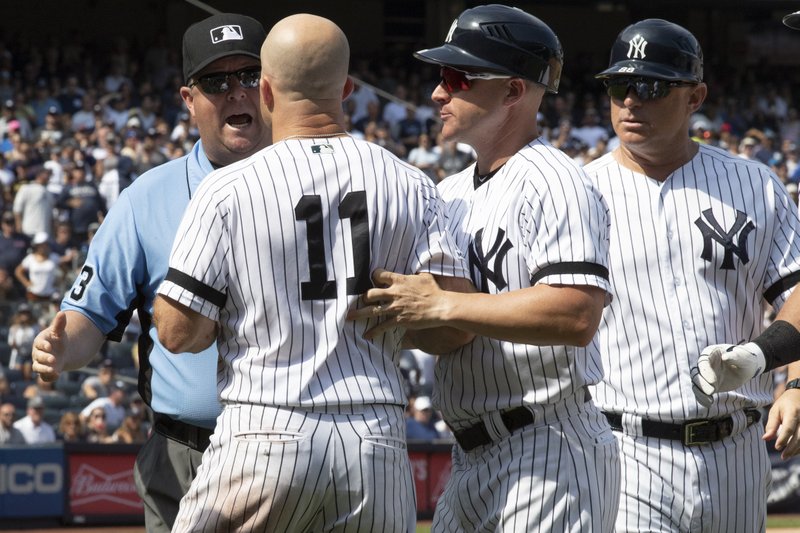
[751,320,800,371]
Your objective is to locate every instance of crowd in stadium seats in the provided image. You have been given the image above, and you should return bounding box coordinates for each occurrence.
[0,33,798,445]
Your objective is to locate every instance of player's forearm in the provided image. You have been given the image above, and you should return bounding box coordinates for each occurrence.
[153,295,217,353]
[406,327,475,355]
[786,360,800,382]
[440,285,605,346]
[58,311,107,370]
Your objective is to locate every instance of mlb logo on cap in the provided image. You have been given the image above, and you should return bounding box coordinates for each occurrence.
[210,25,244,44]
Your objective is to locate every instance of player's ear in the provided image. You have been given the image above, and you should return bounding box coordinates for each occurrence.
[503,78,528,107]
[342,76,355,102]
[687,82,707,112]
[260,76,274,111]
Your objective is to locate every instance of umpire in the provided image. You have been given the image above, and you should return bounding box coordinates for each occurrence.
[31,13,270,532]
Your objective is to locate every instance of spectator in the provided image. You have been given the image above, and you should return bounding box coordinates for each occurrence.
[80,359,115,399]
[80,384,126,432]
[406,132,439,180]
[56,163,106,244]
[571,108,609,151]
[345,79,379,125]
[382,84,410,136]
[35,107,64,146]
[30,80,61,127]
[83,405,113,443]
[432,135,473,182]
[13,395,56,443]
[352,99,384,134]
[57,410,85,442]
[397,105,424,155]
[0,401,26,444]
[57,75,86,116]
[49,221,79,269]
[14,232,65,303]
[70,93,98,133]
[0,210,30,282]
[405,395,441,440]
[0,374,13,403]
[7,304,38,380]
[111,414,147,444]
[12,165,54,238]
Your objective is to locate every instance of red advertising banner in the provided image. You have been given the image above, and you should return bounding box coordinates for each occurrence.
[409,445,452,516]
[68,451,143,516]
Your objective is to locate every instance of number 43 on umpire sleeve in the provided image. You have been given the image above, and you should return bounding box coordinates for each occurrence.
[295,192,371,301]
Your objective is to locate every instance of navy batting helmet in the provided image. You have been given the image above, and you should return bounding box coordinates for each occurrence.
[596,19,703,83]
[784,11,800,30]
[414,4,563,93]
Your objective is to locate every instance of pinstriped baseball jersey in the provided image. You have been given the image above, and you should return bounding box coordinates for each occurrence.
[585,144,800,422]
[434,137,612,425]
[157,135,468,408]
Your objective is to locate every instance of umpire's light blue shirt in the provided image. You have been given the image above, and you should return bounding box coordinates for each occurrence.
[62,141,221,428]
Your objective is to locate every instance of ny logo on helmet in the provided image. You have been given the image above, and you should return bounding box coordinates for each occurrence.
[627,34,648,59]
[694,209,755,270]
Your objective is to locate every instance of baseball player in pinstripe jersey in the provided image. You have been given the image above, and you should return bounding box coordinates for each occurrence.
[351,5,621,532]
[30,13,269,532]
[585,19,800,532]
[153,14,473,533]
[690,9,800,462]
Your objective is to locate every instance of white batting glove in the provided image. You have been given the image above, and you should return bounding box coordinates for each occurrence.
[691,342,767,407]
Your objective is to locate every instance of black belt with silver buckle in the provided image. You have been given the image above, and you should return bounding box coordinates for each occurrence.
[602,409,761,446]
[153,413,213,452]
[453,389,592,452]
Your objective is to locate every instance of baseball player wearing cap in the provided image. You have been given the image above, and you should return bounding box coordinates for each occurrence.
[153,14,472,533]
[584,18,800,531]
[350,5,620,532]
[31,13,270,533]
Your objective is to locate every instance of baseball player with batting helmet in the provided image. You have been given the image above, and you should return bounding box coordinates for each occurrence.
[584,18,800,531]
[349,4,621,531]
[31,13,270,532]
[690,10,800,461]
[153,13,473,533]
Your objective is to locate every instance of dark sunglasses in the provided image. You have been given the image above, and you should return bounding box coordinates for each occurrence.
[604,77,695,101]
[439,66,511,94]
[189,67,261,94]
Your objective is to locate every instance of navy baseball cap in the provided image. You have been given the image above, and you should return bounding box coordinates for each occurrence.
[182,13,267,82]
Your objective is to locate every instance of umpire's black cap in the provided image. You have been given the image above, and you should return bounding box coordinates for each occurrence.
[784,11,800,30]
[596,19,703,83]
[182,13,267,82]
[414,4,563,93]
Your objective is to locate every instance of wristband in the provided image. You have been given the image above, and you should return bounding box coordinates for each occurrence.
[785,378,800,391]
[751,320,800,371]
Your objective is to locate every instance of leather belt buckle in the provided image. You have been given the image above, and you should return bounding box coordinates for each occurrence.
[683,420,715,446]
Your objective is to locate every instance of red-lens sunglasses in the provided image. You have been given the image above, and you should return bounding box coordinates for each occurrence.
[439,66,512,94]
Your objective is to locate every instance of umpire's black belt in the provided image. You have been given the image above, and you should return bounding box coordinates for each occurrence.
[602,409,761,446]
[453,389,592,452]
[153,413,213,452]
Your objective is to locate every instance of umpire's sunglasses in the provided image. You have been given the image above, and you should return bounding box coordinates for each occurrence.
[603,77,695,101]
[189,67,261,95]
[439,66,512,94]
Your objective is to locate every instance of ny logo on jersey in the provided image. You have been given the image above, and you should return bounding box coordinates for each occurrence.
[627,34,648,59]
[694,208,755,270]
[468,228,513,292]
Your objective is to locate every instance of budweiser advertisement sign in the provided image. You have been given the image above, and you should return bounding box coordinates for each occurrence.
[69,453,143,515]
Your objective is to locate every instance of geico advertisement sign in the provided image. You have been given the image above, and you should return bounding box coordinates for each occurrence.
[0,446,65,517]
[0,463,63,494]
